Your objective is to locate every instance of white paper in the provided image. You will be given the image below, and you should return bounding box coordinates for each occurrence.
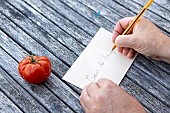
[63,28,136,89]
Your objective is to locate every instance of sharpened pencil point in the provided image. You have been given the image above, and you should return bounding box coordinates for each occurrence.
[112,44,116,51]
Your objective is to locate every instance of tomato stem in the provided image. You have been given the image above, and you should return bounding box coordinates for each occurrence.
[30,55,38,64]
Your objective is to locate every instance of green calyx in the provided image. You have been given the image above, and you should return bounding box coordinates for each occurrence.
[29,55,38,64]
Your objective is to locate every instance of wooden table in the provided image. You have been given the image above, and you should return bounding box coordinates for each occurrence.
[0,0,170,112]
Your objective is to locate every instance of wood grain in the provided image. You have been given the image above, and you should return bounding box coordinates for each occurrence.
[0,91,23,113]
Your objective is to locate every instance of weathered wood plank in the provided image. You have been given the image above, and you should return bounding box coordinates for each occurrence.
[77,0,124,24]
[0,1,77,66]
[132,0,170,22]
[128,56,170,106]
[95,0,135,18]
[0,22,83,112]
[147,0,170,14]
[144,56,170,75]
[112,0,170,34]
[0,90,23,113]
[120,77,170,113]
[39,0,99,36]
[6,0,86,55]
[41,0,115,33]
[27,0,98,36]
[21,0,91,46]
[0,66,49,113]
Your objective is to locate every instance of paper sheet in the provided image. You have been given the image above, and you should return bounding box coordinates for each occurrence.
[63,28,136,89]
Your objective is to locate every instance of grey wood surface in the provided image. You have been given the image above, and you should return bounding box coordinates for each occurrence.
[0,0,170,113]
[0,90,23,113]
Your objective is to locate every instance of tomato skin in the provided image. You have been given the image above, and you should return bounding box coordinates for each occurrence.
[18,56,51,84]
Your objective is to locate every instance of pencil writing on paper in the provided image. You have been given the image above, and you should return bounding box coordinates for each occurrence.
[85,50,115,81]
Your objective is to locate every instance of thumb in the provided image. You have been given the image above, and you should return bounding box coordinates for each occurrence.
[115,35,135,48]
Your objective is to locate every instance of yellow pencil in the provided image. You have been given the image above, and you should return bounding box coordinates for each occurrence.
[112,0,154,50]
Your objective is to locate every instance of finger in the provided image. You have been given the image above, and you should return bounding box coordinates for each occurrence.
[80,101,90,113]
[80,86,91,111]
[123,48,130,56]
[127,49,137,58]
[117,47,124,53]
[115,34,135,48]
[112,30,120,43]
[97,78,116,88]
[112,17,134,44]
[114,17,134,35]
[87,82,100,98]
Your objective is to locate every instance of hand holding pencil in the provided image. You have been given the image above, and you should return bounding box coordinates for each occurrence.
[112,0,154,50]
[112,17,170,63]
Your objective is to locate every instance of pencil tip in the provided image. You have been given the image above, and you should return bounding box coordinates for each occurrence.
[111,45,116,51]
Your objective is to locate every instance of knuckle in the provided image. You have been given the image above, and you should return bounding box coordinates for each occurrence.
[116,36,123,46]
[95,94,102,101]
[87,82,96,90]
[103,81,114,88]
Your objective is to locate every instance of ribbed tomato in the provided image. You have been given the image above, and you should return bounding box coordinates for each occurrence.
[18,55,51,84]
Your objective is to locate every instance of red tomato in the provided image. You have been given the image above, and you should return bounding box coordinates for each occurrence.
[18,55,51,84]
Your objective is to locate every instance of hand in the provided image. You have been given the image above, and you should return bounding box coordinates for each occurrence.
[112,17,170,63]
[80,78,146,113]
